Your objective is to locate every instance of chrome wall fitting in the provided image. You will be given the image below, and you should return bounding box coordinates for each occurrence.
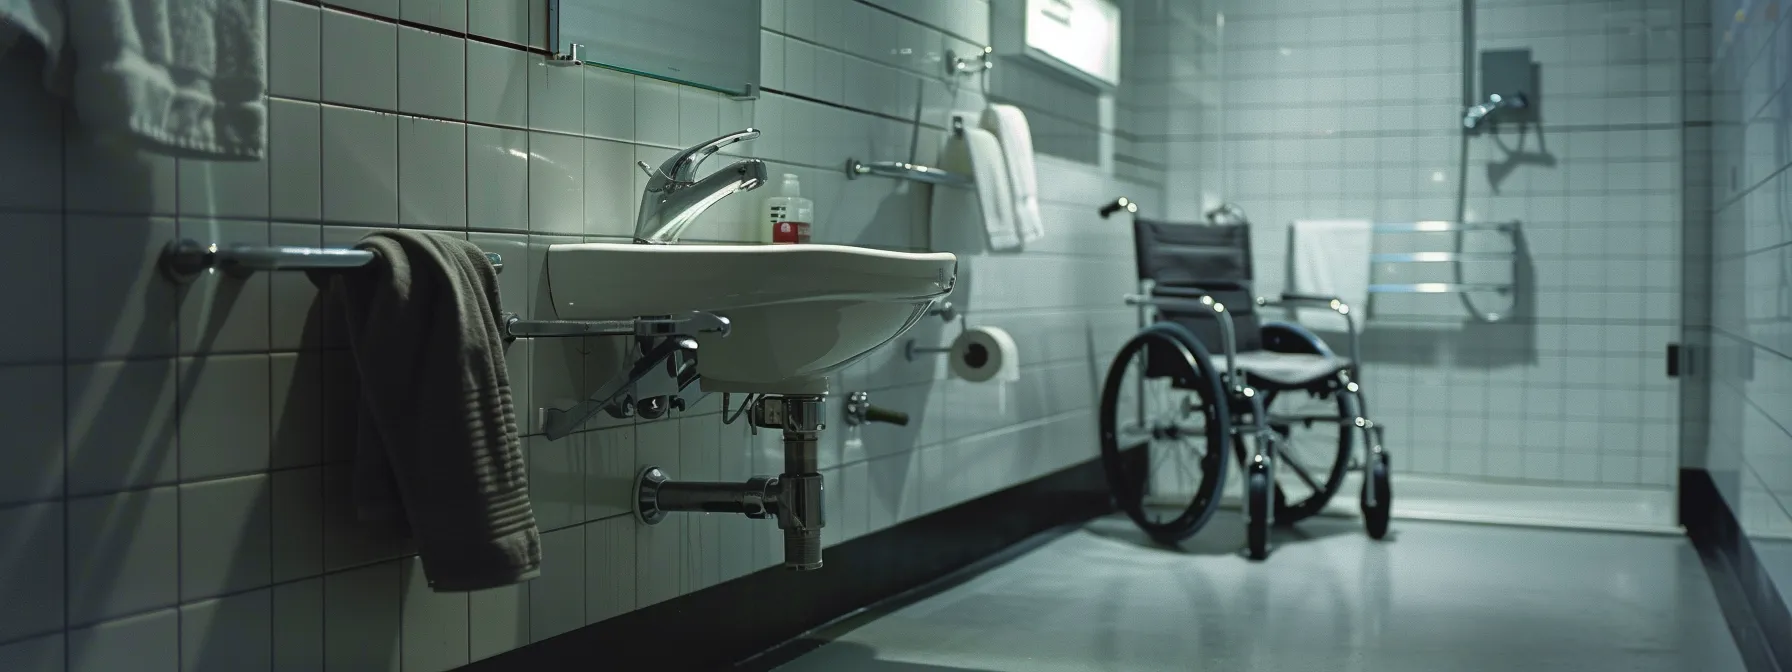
[945,46,994,77]
[903,340,952,362]
[844,391,910,427]
[635,394,830,571]
[927,301,959,323]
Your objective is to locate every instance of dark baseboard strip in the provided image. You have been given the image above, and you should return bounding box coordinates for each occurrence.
[1682,468,1788,672]
[462,455,1120,671]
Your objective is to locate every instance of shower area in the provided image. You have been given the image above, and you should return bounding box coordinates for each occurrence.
[1118,0,1702,531]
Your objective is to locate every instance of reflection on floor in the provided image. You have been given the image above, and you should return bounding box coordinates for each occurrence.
[775,515,1744,672]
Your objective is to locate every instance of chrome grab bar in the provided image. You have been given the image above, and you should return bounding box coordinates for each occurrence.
[161,238,502,283]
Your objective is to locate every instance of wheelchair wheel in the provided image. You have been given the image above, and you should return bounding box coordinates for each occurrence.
[1260,386,1357,525]
[1099,324,1231,545]
[1361,451,1392,540]
[1245,459,1271,560]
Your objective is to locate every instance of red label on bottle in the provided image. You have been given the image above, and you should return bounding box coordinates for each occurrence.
[772,221,811,244]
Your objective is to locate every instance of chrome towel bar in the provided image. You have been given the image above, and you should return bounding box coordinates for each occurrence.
[160,238,503,283]
[842,116,974,186]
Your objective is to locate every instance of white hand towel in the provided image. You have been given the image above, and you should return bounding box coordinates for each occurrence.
[1,0,266,159]
[942,122,1020,252]
[1288,220,1373,332]
[980,104,1045,244]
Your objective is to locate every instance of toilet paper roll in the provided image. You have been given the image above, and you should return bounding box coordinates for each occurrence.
[949,326,1021,383]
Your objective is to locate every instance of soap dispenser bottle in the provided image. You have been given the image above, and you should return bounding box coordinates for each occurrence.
[763,173,814,244]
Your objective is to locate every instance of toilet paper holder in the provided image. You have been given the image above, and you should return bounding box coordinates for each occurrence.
[904,339,952,362]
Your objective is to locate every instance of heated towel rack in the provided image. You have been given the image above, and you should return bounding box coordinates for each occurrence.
[843,116,973,186]
[160,238,503,283]
[1366,220,1518,298]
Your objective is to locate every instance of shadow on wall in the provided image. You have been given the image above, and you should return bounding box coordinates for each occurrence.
[1483,122,1557,194]
[988,56,1103,165]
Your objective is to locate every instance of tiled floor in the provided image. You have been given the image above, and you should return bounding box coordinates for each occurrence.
[775,516,1745,672]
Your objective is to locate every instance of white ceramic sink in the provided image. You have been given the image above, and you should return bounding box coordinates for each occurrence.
[545,243,957,394]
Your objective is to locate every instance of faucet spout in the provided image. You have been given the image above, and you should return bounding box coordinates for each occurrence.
[634,128,767,243]
[635,159,767,243]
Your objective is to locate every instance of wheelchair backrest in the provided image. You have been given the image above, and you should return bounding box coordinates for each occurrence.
[1133,218,1263,354]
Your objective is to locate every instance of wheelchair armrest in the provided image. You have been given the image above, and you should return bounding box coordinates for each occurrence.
[1122,293,1241,390]
[1253,294,1361,375]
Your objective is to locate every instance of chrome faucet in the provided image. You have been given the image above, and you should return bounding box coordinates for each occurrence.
[1463,92,1529,130]
[634,128,768,243]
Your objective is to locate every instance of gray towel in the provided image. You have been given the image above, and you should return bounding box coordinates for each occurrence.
[311,230,540,592]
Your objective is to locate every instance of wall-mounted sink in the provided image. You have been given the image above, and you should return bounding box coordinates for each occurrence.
[545,243,957,394]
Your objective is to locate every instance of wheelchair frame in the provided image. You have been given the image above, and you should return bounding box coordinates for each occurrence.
[1102,202,1392,558]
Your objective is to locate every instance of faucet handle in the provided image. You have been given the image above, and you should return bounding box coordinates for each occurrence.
[659,128,761,183]
[636,161,659,178]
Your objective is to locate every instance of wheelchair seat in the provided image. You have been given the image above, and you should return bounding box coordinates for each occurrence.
[1231,351,1351,389]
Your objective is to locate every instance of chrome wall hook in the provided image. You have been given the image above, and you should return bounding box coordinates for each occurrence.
[945,46,994,78]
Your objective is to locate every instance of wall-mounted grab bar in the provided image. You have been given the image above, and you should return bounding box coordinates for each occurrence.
[502,311,731,340]
[160,238,503,283]
[844,160,973,186]
[1369,283,1512,294]
[843,116,974,187]
[1371,221,1516,233]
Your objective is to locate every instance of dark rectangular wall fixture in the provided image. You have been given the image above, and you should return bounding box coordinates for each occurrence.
[1480,48,1539,123]
[1667,343,1681,378]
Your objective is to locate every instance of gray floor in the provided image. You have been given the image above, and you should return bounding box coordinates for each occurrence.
[776,515,1746,672]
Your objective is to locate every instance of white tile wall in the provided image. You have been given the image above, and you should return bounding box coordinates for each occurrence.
[0,0,1164,667]
[1132,0,1700,489]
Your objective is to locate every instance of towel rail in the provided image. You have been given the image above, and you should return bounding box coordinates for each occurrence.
[160,238,503,283]
[1370,221,1517,233]
[842,116,974,186]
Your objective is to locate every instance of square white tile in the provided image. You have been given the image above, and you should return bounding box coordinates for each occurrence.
[272,578,324,672]
[269,352,322,469]
[402,0,467,32]
[528,131,585,235]
[468,578,529,660]
[585,66,636,141]
[269,100,324,221]
[0,633,63,672]
[63,216,179,360]
[467,40,530,127]
[178,474,273,601]
[399,117,470,230]
[0,214,59,364]
[528,433,585,531]
[321,8,399,110]
[266,1,320,99]
[66,487,179,626]
[466,125,530,232]
[68,609,178,672]
[529,526,586,641]
[0,502,63,642]
[271,466,324,582]
[635,78,682,147]
[586,425,636,520]
[178,354,272,480]
[178,155,270,219]
[399,557,470,671]
[678,87,722,146]
[66,358,179,495]
[529,58,584,134]
[585,515,636,624]
[180,588,272,672]
[398,27,467,119]
[0,53,62,213]
[0,366,64,504]
[323,561,402,672]
[64,113,178,216]
[321,105,400,225]
[469,0,530,45]
[583,138,637,237]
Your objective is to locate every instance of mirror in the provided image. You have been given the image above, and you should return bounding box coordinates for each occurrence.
[550,0,762,96]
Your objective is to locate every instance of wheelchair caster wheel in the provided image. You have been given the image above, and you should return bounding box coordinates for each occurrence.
[1361,452,1392,540]
[1246,462,1271,560]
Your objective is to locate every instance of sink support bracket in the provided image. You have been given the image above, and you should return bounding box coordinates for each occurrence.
[511,311,732,440]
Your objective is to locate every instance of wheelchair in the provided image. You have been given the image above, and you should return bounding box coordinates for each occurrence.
[1096,201,1391,559]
